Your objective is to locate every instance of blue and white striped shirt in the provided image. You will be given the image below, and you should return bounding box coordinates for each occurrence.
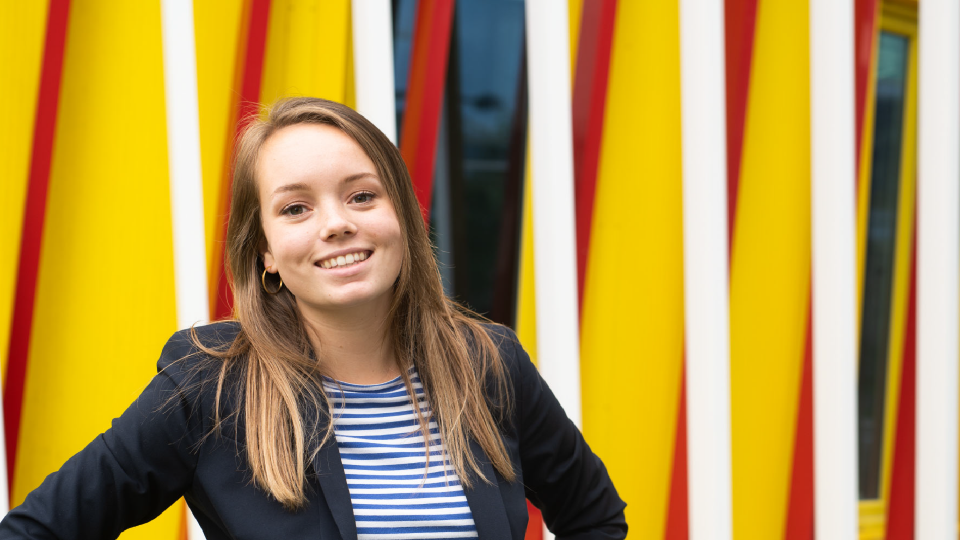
[324,369,479,540]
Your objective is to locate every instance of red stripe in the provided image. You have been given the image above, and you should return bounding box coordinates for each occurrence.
[886,226,917,540]
[398,0,455,225]
[212,0,272,321]
[524,501,544,540]
[571,0,617,313]
[665,366,689,540]
[4,0,71,497]
[854,0,879,185]
[723,0,758,250]
[785,301,814,540]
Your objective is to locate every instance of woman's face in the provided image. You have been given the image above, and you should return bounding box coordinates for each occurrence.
[258,123,403,318]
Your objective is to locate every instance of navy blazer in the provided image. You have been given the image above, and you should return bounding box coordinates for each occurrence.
[0,322,626,539]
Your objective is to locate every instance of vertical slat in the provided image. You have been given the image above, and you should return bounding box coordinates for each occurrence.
[160,1,209,537]
[809,0,858,538]
[161,0,209,330]
[916,0,960,538]
[679,0,732,538]
[398,0,454,224]
[524,0,581,432]
[351,0,396,144]
[4,0,70,501]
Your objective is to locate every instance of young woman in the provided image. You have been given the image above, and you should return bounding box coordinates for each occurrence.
[0,98,626,539]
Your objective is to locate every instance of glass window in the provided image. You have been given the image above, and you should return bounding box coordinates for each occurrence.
[393,0,527,326]
[858,30,909,501]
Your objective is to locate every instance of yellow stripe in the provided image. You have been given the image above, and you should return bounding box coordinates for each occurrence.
[580,1,683,536]
[730,0,811,538]
[194,0,245,288]
[13,2,182,537]
[0,2,49,382]
[261,0,352,106]
[515,146,538,365]
[568,0,584,79]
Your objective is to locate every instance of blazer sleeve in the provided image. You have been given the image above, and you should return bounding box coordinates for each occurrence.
[0,329,207,540]
[502,329,628,540]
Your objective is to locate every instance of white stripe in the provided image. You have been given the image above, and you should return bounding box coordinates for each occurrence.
[678,0,733,539]
[160,1,208,538]
[917,0,960,538]
[524,0,581,431]
[352,0,397,144]
[161,0,209,331]
[810,0,859,538]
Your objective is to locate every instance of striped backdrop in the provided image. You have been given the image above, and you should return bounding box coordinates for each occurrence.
[2,1,958,539]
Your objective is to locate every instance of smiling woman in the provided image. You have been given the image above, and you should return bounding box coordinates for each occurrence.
[0,98,626,540]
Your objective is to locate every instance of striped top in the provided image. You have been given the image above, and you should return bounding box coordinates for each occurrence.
[324,368,479,540]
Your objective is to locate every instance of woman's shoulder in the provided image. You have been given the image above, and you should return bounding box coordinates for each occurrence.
[159,321,242,364]
[155,321,243,391]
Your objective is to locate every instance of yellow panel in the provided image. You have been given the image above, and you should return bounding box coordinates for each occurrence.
[729,0,811,538]
[515,150,537,365]
[568,0,583,78]
[261,0,351,105]
[194,0,244,284]
[14,2,181,538]
[580,1,683,537]
[0,2,49,380]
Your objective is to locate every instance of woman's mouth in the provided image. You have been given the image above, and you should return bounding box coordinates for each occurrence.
[317,250,372,269]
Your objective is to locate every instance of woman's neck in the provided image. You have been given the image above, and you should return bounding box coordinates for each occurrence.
[297,299,399,385]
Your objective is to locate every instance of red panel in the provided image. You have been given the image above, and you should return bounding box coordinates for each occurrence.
[854,0,879,184]
[571,0,617,313]
[4,0,71,497]
[524,501,544,540]
[723,0,758,249]
[211,0,272,321]
[665,367,689,540]
[398,0,455,225]
[886,230,917,540]
[785,302,814,540]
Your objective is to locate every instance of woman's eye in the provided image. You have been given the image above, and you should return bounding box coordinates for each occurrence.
[282,204,306,216]
[352,191,375,204]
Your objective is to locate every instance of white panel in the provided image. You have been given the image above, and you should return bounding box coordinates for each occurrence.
[161,1,209,537]
[524,0,581,431]
[525,4,579,538]
[916,1,960,538]
[679,1,733,538]
[352,0,397,144]
[810,0,859,538]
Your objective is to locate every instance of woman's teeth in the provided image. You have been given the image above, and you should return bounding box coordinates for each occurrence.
[319,251,368,269]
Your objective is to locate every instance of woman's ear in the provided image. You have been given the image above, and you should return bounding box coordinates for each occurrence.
[261,241,277,273]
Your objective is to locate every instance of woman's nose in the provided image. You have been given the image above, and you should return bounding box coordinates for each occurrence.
[317,204,357,240]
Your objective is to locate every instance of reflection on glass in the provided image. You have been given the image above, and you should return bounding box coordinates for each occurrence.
[446,0,526,323]
[858,31,909,501]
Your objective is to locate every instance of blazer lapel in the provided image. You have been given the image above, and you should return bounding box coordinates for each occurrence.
[463,439,514,539]
[314,438,358,540]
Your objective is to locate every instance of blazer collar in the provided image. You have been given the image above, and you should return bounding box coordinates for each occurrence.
[314,437,358,540]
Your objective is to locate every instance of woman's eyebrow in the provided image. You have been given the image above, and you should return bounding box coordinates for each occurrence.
[343,172,379,184]
[271,182,310,197]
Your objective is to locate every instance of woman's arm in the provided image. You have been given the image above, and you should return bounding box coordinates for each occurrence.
[0,329,209,539]
[500,328,628,540]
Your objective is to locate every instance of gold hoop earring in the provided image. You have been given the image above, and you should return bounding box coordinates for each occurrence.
[261,269,283,294]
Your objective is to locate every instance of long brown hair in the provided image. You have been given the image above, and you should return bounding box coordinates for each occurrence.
[195,97,515,510]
